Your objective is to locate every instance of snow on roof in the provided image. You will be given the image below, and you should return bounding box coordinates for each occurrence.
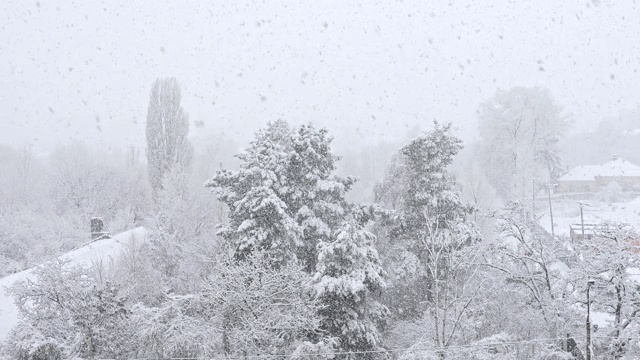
[558,164,602,181]
[559,158,640,181]
[0,227,148,342]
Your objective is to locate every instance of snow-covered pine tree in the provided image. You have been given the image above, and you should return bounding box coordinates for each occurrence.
[376,121,472,253]
[375,122,479,316]
[312,220,388,359]
[206,120,355,270]
[393,121,472,240]
[205,119,301,266]
[287,124,356,273]
[375,122,483,356]
[207,120,386,355]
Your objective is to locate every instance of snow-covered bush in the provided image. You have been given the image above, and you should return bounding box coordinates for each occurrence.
[5,260,133,359]
[111,232,165,306]
[3,323,63,360]
[130,251,323,358]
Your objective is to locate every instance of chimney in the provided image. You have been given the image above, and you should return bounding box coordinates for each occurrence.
[90,217,110,240]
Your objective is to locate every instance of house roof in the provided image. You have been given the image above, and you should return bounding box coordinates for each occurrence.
[559,164,602,181]
[0,227,148,342]
[559,158,640,181]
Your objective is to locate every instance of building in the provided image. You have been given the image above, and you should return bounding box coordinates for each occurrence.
[556,156,640,193]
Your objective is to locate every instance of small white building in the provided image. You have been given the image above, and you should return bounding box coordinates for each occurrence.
[556,156,640,193]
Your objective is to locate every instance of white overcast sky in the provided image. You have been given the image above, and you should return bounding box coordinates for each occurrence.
[1,0,639,153]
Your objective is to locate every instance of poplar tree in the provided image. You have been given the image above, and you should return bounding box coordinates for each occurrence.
[145,77,192,201]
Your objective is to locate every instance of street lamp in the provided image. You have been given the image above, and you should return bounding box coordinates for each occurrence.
[586,279,595,360]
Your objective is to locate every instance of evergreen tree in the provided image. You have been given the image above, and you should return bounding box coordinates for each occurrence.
[375,122,483,357]
[207,120,387,355]
[287,124,356,273]
[381,121,470,238]
[206,120,354,270]
[375,122,478,317]
[206,120,300,266]
[312,220,388,359]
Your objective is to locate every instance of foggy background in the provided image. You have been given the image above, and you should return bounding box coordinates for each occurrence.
[4,1,640,358]
[2,0,639,153]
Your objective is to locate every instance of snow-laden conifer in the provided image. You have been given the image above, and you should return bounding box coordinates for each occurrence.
[206,120,355,270]
[313,220,388,358]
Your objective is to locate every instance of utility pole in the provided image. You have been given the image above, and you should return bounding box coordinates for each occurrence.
[532,177,539,213]
[579,202,589,240]
[546,183,556,237]
[586,279,595,360]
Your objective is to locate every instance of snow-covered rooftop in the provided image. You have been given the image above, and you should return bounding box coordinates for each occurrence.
[0,227,148,342]
[559,164,603,181]
[559,158,640,181]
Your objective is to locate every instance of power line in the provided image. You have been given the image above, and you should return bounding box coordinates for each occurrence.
[98,335,640,360]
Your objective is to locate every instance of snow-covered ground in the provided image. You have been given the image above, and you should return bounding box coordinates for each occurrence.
[538,195,640,237]
[0,227,148,342]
